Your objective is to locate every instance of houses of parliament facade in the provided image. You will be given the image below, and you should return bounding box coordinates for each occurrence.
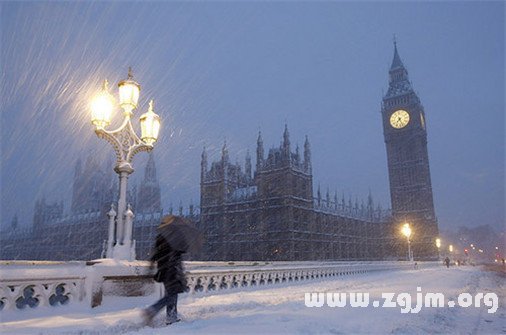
[0,44,439,262]
[199,128,394,261]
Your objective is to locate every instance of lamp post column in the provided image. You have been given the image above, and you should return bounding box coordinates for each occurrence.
[115,163,134,245]
[401,223,412,262]
[435,238,441,261]
[107,205,117,258]
[407,237,412,261]
[124,205,135,260]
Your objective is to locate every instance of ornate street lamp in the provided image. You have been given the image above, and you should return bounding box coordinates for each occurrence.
[90,68,161,260]
[401,223,413,261]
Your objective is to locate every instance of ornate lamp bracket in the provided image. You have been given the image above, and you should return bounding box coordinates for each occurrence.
[95,116,153,174]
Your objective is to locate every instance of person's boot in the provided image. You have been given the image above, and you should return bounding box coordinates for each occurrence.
[166,315,181,325]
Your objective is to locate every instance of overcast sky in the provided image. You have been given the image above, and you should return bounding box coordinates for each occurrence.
[1,1,504,232]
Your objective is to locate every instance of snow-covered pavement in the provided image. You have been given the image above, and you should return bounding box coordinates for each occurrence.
[1,265,504,334]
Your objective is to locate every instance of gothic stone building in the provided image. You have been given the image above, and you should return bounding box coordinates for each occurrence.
[381,42,439,260]
[199,43,440,262]
[0,153,188,261]
[199,126,394,261]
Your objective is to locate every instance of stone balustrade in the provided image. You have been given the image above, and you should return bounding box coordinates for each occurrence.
[0,261,87,312]
[0,260,435,312]
[184,261,410,294]
[1,278,85,311]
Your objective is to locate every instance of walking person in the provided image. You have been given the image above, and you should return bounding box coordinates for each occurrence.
[142,215,203,326]
[444,257,450,268]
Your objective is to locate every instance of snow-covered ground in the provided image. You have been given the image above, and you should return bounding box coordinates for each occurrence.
[1,265,504,334]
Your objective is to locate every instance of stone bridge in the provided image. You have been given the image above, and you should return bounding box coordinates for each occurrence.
[0,260,435,312]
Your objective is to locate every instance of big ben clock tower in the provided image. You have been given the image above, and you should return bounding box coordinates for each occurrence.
[381,42,439,260]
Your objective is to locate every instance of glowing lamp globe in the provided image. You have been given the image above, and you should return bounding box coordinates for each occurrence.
[140,100,160,146]
[436,238,441,249]
[401,223,411,239]
[118,68,141,112]
[91,80,114,129]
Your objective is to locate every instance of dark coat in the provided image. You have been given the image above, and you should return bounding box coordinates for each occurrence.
[151,234,187,293]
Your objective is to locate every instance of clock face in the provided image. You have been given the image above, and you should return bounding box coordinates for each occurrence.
[390,109,410,129]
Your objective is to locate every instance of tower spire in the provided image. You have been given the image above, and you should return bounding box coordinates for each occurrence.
[283,124,290,147]
[256,131,264,171]
[282,124,290,163]
[222,140,229,163]
[201,146,208,182]
[317,184,321,206]
[390,38,405,70]
[245,150,252,180]
[304,135,311,173]
[144,152,157,183]
[222,140,229,182]
[386,40,413,98]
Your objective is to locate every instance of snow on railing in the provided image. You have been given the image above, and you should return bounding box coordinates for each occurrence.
[0,261,87,312]
[1,278,85,311]
[0,261,436,312]
[184,261,417,294]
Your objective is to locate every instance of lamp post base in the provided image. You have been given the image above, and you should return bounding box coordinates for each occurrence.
[112,243,136,261]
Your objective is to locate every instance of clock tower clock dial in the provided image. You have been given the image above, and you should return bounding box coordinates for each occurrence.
[381,42,439,260]
[390,109,410,129]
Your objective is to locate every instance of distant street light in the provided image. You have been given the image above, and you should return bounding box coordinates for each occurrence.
[401,223,413,261]
[449,244,454,253]
[91,68,161,261]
